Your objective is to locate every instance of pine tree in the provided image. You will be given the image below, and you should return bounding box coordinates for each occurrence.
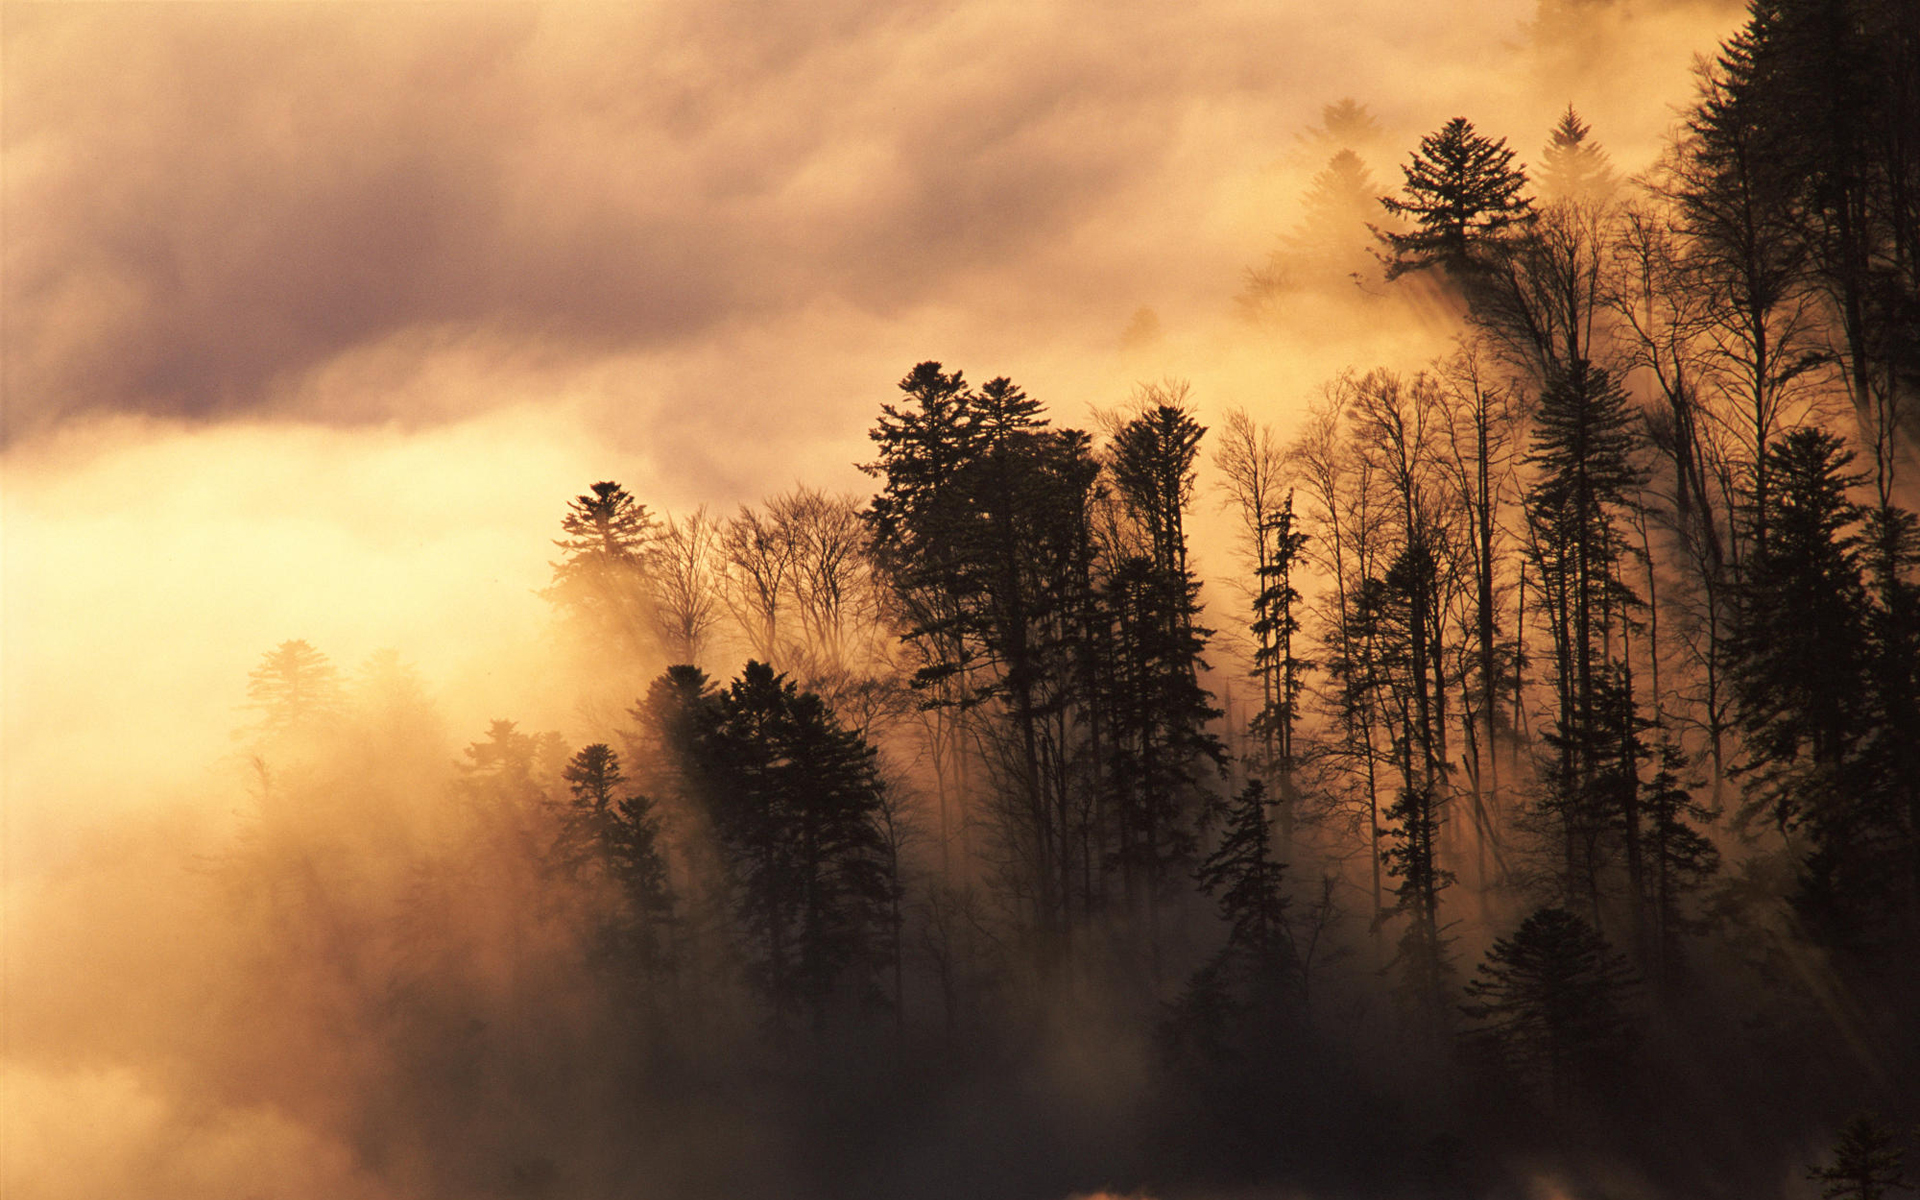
[1382,779,1453,1030]
[556,744,676,998]
[863,363,1104,939]
[1461,906,1639,1109]
[1250,491,1312,839]
[1103,398,1226,954]
[1640,739,1721,988]
[1194,778,1298,1001]
[1291,148,1382,283]
[1524,359,1648,915]
[1729,428,1868,802]
[246,639,343,733]
[1539,106,1618,202]
[694,661,896,1031]
[545,481,661,662]
[1377,117,1535,279]
[1661,26,1819,558]
[1808,1114,1912,1200]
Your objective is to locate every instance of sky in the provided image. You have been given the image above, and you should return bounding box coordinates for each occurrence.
[1,0,1748,880]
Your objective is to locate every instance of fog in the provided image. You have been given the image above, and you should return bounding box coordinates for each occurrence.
[4,1,1784,1197]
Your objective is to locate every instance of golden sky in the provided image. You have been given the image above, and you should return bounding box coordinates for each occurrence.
[2,0,1744,877]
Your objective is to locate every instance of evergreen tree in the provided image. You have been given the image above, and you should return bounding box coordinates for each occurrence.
[1728,428,1869,808]
[556,744,676,998]
[1200,778,1296,994]
[1166,779,1301,1066]
[1250,491,1312,837]
[1808,1114,1912,1200]
[1538,105,1618,202]
[1461,906,1639,1109]
[864,363,1104,940]
[1293,149,1383,283]
[1640,739,1721,988]
[695,661,897,1031]
[246,639,343,733]
[1661,25,1820,558]
[1382,779,1453,1029]
[458,719,566,813]
[1103,398,1227,952]
[1524,360,1648,916]
[1746,0,1920,492]
[545,481,661,663]
[1377,117,1535,279]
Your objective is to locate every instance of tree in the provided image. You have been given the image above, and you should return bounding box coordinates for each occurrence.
[1240,147,1383,304]
[1659,33,1824,560]
[1165,781,1307,1068]
[1538,106,1618,203]
[1723,427,1920,947]
[555,744,676,999]
[1194,778,1296,992]
[721,501,798,663]
[863,363,1105,943]
[245,639,343,733]
[1110,390,1206,585]
[1727,428,1869,807]
[693,661,897,1031]
[1104,393,1227,958]
[1469,194,1616,386]
[1743,0,1920,499]
[1523,359,1648,917]
[1640,739,1721,989]
[1808,1114,1912,1200]
[545,481,660,663]
[458,719,566,813]
[652,507,723,666]
[1436,346,1525,892]
[1382,778,1454,1029]
[774,486,880,676]
[1250,491,1312,839]
[1214,409,1292,794]
[1460,906,1639,1109]
[1296,148,1382,272]
[1377,117,1535,279]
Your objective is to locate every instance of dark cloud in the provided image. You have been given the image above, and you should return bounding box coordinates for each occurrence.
[2,3,1191,433]
[2,0,1742,442]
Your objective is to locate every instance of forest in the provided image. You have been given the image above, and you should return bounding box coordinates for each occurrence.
[29,1,1920,1198]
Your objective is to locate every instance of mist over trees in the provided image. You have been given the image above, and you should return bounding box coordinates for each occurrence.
[69,4,1920,1198]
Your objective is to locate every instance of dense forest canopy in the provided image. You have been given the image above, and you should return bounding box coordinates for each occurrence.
[6,1,1920,1198]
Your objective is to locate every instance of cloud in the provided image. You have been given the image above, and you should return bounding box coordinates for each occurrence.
[5,0,1739,442]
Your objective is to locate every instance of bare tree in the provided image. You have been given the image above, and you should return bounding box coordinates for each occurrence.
[653,507,724,666]
[721,502,799,663]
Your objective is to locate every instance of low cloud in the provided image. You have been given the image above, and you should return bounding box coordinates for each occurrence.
[6,0,1739,443]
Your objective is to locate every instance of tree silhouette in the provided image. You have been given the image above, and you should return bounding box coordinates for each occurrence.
[1377,117,1534,279]
[1729,428,1869,810]
[545,481,661,661]
[864,362,1105,940]
[1382,778,1453,1029]
[1461,906,1639,1109]
[556,744,676,1000]
[694,661,896,1031]
[1808,1113,1911,1200]
[1194,778,1298,1002]
[1524,359,1647,915]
